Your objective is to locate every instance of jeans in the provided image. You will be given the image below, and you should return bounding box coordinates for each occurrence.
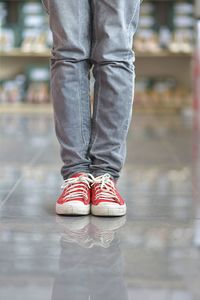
[41,0,141,181]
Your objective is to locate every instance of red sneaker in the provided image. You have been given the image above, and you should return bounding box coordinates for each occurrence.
[56,172,94,215]
[90,173,126,216]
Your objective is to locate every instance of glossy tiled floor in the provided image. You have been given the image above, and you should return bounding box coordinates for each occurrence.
[0,111,200,300]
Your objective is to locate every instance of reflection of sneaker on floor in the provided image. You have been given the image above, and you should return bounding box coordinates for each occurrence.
[90,215,126,248]
[56,216,92,248]
[53,215,128,300]
[91,173,127,216]
[56,172,94,215]
[91,215,126,231]
[56,215,90,231]
[56,214,126,249]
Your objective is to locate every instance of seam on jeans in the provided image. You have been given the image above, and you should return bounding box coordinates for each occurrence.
[119,69,134,140]
[79,0,91,148]
[41,0,49,14]
[90,0,97,60]
[125,3,139,62]
[89,64,101,149]
[78,0,87,148]
[78,65,86,146]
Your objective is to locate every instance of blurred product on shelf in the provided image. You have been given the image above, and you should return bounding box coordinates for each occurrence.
[26,82,49,104]
[0,65,50,104]
[0,2,15,51]
[0,27,15,51]
[170,2,194,53]
[135,77,191,111]
[26,65,50,104]
[20,2,52,52]
[0,74,26,103]
[0,1,52,52]
[134,1,195,54]
[134,2,161,53]
[21,32,47,53]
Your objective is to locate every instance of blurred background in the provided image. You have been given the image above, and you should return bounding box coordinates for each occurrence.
[0,0,199,112]
[0,1,200,300]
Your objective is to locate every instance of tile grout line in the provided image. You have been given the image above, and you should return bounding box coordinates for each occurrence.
[0,177,23,210]
[0,147,46,210]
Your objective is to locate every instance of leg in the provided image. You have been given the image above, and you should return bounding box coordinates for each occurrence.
[42,0,92,179]
[89,0,141,181]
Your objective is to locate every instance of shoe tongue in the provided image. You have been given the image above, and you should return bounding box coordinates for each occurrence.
[69,172,88,179]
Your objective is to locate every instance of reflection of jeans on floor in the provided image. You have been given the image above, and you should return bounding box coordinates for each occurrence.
[41,0,141,181]
[51,232,128,300]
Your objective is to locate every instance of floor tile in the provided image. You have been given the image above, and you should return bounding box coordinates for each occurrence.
[1,112,200,299]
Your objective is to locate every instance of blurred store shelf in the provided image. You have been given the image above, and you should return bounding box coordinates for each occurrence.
[0,0,195,113]
[0,49,51,58]
[0,102,192,115]
[0,103,52,114]
[0,49,193,58]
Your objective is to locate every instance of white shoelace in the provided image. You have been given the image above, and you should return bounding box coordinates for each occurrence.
[91,173,119,202]
[61,173,94,200]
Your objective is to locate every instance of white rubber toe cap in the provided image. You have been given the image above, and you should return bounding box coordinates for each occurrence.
[56,201,90,215]
[91,202,126,216]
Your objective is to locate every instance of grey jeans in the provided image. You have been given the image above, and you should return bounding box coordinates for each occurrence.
[41,0,141,181]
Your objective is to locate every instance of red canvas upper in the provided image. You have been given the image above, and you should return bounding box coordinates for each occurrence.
[57,172,91,205]
[91,175,125,206]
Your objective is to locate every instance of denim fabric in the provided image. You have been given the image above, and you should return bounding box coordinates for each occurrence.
[41,0,141,181]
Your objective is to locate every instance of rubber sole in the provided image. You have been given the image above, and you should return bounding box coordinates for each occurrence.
[91,203,127,216]
[56,201,90,215]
